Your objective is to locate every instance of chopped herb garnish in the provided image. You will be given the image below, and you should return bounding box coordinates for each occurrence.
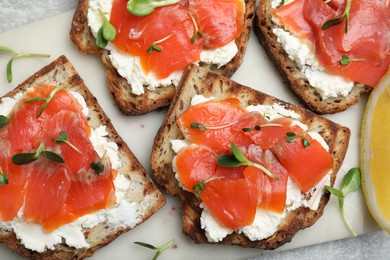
[339,55,366,66]
[285,130,312,148]
[277,0,285,8]
[96,8,117,48]
[147,34,173,53]
[189,12,203,44]
[134,239,175,260]
[26,84,69,117]
[91,150,107,174]
[127,0,180,16]
[0,46,50,83]
[325,167,361,236]
[12,142,64,165]
[242,123,283,133]
[217,142,278,180]
[193,179,206,195]
[322,0,352,33]
[190,121,236,132]
[0,168,9,186]
[52,131,82,154]
[0,115,11,128]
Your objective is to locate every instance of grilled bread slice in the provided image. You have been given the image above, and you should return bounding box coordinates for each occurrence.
[253,0,370,115]
[70,0,256,115]
[0,55,165,259]
[150,64,350,249]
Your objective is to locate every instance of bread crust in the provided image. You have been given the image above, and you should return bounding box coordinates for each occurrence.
[0,55,165,259]
[70,0,256,115]
[150,64,350,249]
[253,0,370,114]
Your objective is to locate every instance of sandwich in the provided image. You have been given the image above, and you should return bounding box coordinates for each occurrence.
[0,55,165,259]
[70,0,256,115]
[151,64,350,249]
[254,0,390,114]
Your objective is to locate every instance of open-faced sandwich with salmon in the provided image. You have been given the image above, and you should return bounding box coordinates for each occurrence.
[255,0,390,114]
[0,56,165,259]
[70,0,255,115]
[151,64,350,249]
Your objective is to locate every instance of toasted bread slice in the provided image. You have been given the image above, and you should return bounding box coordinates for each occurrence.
[70,0,256,115]
[151,64,350,249]
[0,55,165,259]
[253,0,370,115]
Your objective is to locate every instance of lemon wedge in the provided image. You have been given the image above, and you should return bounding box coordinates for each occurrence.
[361,69,390,234]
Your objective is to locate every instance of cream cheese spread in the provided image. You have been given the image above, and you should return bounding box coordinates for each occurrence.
[0,87,141,252]
[87,0,239,95]
[170,95,331,242]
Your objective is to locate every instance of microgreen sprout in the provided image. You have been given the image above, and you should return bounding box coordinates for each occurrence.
[325,167,361,236]
[0,168,9,186]
[12,142,65,165]
[193,179,206,195]
[322,0,352,33]
[217,142,278,180]
[96,8,117,48]
[52,131,82,154]
[127,0,180,16]
[190,121,237,132]
[277,0,285,8]
[0,115,10,128]
[0,46,50,83]
[91,150,107,174]
[26,84,69,117]
[189,12,203,44]
[285,130,311,148]
[242,123,283,133]
[147,34,173,53]
[339,55,366,66]
[134,239,175,260]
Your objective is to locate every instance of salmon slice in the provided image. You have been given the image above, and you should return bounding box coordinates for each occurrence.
[273,0,390,87]
[110,0,244,78]
[0,85,115,231]
[272,135,333,193]
[177,98,252,153]
[232,112,293,150]
[189,0,245,48]
[199,177,257,230]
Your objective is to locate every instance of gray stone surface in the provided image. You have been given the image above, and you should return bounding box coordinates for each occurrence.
[0,0,389,259]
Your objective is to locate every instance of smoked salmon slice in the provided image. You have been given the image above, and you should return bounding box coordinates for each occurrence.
[177,98,252,153]
[0,85,116,231]
[110,0,245,79]
[273,0,390,87]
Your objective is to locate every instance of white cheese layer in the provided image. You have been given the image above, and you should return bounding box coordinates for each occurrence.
[171,95,331,242]
[270,0,354,99]
[87,0,239,95]
[0,88,141,252]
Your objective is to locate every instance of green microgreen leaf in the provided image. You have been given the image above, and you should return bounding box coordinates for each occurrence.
[43,151,65,163]
[242,125,262,132]
[96,9,117,48]
[217,142,279,180]
[286,132,297,143]
[190,122,207,131]
[339,55,366,66]
[0,168,9,186]
[26,84,69,117]
[302,137,311,148]
[190,121,237,132]
[52,131,82,154]
[325,167,361,236]
[193,179,206,195]
[12,142,64,165]
[322,0,352,33]
[189,12,203,44]
[277,0,285,8]
[91,161,105,174]
[0,115,11,128]
[146,34,173,53]
[0,45,50,83]
[134,239,175,260]
[127,0,180,16]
